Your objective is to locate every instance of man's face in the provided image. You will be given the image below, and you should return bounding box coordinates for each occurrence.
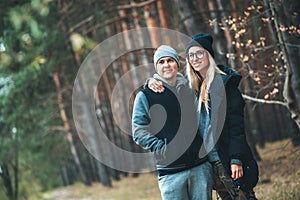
[156,56,179,83]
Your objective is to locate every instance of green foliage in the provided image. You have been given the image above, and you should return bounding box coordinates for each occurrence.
[1,0,299,199]
[0,0,73,198]
[0,65,68,190]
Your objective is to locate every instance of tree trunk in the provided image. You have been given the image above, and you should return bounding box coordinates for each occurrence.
[74,71,112,187]
[61,166,70,186]
[269,0,300,136]
[215,0,239,66]
[53,72,90,186]
[1,163,14,200]
[13,158,18,200]
[144,4,161,47]
[157,0,169,28]
[174,0,205,35]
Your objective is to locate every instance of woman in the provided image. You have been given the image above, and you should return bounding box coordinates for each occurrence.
[148,34,259,200]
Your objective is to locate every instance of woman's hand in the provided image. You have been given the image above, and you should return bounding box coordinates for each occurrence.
[148,78,165,93]
[230,164,243,180]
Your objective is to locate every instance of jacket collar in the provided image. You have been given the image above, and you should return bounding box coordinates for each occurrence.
[153,72,187,91]
[217,64,242,86]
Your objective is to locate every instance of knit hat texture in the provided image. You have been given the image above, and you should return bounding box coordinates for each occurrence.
[153,45,180,69]
[185,33,214,58]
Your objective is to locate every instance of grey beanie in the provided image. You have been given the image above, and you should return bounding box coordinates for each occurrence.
[153,45,180,69]
[185,33,214,58]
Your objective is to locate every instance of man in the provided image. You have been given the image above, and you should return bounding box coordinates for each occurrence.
[132,45,213,200]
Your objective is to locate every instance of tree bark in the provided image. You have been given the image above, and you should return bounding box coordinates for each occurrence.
[270,0,300,132]
[1,163,14,200]
[144,4,161,47]
[157,0,169,28]
[74,70,112,187]
[53,72,90,186]
[174,0,205,35]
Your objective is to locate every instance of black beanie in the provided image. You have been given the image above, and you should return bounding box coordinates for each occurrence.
[185,33,214,58]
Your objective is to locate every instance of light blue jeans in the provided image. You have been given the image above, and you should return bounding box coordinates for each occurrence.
[158,161,213,200]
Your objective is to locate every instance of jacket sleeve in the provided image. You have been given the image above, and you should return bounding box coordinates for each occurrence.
[132,91,166,155]
[225,84,247,160]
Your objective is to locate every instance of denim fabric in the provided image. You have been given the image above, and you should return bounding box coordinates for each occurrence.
[199,103,220,162]
[158,161,213,200]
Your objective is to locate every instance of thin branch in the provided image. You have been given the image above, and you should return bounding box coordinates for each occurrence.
[113,0,157,10]
[82,15,134,35]
[44,126,67,134]
[69,0,157,33]
[69,15,94,33]
[242,94,287,106]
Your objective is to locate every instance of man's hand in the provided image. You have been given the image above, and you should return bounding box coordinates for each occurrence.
[148,78,164,93]
[230,164,243,180]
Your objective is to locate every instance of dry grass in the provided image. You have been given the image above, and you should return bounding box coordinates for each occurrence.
[40,139,300,200]
[254,139,300,200]
[41,173,161,200]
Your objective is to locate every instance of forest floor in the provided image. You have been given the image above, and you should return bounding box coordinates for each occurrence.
[40,139,300,200]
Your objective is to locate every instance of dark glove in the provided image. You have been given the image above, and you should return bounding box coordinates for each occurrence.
[213,161,247,200]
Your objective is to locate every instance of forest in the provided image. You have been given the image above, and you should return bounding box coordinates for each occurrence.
[0,0,300,199]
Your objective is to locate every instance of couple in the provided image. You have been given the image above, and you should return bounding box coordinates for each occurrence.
[131,33,259,200]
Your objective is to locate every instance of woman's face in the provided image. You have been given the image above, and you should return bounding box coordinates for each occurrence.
[187,46,210,76]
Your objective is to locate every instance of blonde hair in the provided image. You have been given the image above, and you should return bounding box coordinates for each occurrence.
[186,52,225,112]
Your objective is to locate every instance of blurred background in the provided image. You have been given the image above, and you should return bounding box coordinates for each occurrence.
[0,0,300,199]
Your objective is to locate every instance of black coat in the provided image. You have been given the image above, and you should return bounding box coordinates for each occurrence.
[215,65,259,191]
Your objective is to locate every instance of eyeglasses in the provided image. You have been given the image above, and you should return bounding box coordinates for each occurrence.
[187,50,205,61]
